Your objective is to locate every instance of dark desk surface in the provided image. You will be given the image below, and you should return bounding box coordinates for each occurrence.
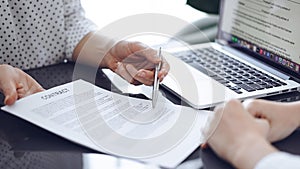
[0,62,299,169]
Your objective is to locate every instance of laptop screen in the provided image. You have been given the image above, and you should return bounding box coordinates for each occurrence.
[218,0,300,77]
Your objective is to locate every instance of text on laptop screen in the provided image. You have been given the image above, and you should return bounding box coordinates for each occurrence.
[219,0,300,74]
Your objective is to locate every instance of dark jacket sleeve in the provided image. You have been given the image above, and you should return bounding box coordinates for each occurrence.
[187,0,220,14]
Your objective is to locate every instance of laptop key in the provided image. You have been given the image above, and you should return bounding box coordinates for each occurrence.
[217,79,230,84]
[257,82,268,86]
[245,81,255,85]
[234,90,243,94]
[270,82,282,87]
[212,76,224,81]
[230,86,241,90]
[178,48,286,94]
[232,80,243,85]
[189,62,217,77]
[237,84,255,92]
[248,83,265,90]
[253,79,262,82]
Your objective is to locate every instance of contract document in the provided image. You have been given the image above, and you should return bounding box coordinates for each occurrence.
[1,80,210,168]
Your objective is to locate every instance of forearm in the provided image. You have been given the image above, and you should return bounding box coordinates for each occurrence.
[287,101,300,127]
[72,32,94,62]
[72,31,116,68]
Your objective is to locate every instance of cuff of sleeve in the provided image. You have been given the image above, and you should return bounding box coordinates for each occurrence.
[255,152,300,169]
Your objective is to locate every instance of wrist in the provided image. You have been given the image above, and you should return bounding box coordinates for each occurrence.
[230,135,277,169]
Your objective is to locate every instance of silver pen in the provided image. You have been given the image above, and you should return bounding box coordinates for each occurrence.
[152,47,162,108]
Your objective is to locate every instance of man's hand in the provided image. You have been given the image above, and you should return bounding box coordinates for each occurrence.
[103,41,169,85]
[244,99,300,142]
[0,64,44,105]
[205,99,277,169]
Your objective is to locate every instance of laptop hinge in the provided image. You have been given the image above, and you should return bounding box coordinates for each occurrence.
[215,39,227,46]
[222,46,290,80]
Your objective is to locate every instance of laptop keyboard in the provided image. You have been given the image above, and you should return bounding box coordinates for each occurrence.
[173,47,287,94]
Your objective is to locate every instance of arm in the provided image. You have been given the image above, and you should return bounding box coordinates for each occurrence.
[73,32,169,85]
[66,1,169,85]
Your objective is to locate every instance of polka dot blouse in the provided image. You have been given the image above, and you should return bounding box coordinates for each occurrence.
[0,0,97,70]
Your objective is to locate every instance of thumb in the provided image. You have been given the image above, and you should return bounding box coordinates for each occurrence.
[2,81,18,105]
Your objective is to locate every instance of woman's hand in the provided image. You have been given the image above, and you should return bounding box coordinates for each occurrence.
[103,41,169,86]
[73,32,170,86]
[0,64,44,105]
[244,99,300,142]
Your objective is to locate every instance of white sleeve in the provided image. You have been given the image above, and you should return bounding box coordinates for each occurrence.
[255,152,300,169]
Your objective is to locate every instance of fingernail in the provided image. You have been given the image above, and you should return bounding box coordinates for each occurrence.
[158,75,164,82]
[200,143,208,149]
[4,96,8,105]
[4,95,10,105]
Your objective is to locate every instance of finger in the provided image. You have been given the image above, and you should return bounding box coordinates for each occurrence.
[2,81,18,105]
[16,82,24,89]
[125,63,139,79]
[243,99,277,119]
[243,99,264,117]
[17,87,26,98]
[137,70,155,86]
[23,71,44,94]
[17,93,25,99]
[158,60,170,81]
[18,86,43,99]
[131,80,143,86]
[27,82,44,95]
[200,143,209,150]
[115,62,135,84]
[126,64,155,85]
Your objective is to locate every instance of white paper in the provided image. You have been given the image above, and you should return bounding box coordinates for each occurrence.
[102,68,153,99]
[1,80,210,168]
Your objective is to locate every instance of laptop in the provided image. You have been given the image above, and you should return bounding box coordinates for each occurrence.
[161,0,300,109]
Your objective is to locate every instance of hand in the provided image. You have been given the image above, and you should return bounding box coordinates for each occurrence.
[0,64,44,105]
[244,99,300,142]
[205,99,277,169]
[102,41,169,85]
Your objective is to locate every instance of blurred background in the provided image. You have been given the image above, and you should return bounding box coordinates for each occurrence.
[81,0,218,47]
[81,0,207,29]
